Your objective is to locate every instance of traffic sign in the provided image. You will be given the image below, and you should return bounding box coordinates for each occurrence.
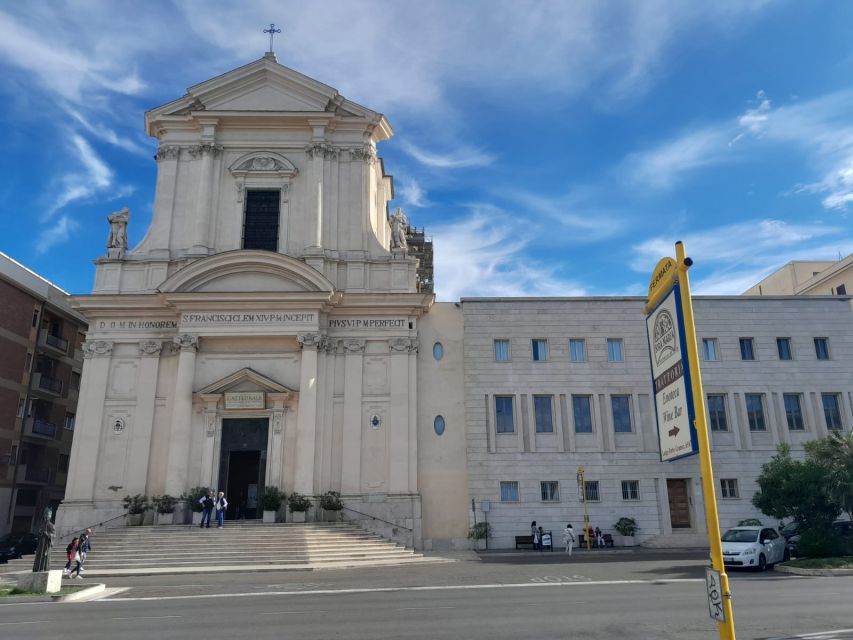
[705,567,725,622]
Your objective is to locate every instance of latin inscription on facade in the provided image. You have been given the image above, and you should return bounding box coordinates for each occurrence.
[97,320,178,330]
[181,312,316,326]
[328,318,407,329]
[224,391,266,409]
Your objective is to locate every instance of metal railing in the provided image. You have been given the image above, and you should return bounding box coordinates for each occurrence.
[341,505,413,532]
[24,466,50,483]
[37,374,63,394]
[31,418,57,438]
[45,333,68,352]
[56,512,129,542]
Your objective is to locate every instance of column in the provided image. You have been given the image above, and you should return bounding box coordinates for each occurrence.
[407,339,418,493]
[125,341,162,494]
[190,140,222,254]
[388,338,411,492]
[266,393,289,489]
[165,334,198,496]
[150,145,180,255]
[64,341,113,501]
[340,339,365,493]
[294,333,321,495]
[198,394,220,490]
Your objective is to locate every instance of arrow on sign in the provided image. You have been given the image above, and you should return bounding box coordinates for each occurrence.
[668,426,680,437]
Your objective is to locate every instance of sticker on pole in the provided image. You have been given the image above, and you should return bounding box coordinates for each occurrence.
[705,566,725,622]
[646,283,698,461]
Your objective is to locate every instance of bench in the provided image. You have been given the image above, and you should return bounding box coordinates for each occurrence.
[577,534,615,548]
[515,535,535,550]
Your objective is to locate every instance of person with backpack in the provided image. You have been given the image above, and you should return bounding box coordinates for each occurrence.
[63,537,78,575]
[68,529,92,579]
[199,489,214,529]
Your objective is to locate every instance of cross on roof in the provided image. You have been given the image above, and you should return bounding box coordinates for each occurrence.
[263,23,282,54]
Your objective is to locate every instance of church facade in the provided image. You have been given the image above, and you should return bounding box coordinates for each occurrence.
[58,55,853,550]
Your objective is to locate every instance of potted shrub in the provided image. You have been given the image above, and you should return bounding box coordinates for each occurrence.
[123,494,148,526]
[467,522,491,550]
[261,487,285,523]
[287,492,312,523]
[319,490,343,522]
[183,487,209,525]
[614,517,638,546]
[152,494,178,525]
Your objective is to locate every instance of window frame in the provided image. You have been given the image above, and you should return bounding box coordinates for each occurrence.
[739,337,756,361]
[572,395,593,433]
[583,480,601,502]
[745,393,766,432]
[707,394,728,432]
[621,480,640,501]
[495,395,515,434]
[241,189,281,251]
[720,478,739,499]
[569,338,586,362]
[64,413,75,431]
[702,338,719,362]
[783,393,805,431]
[494,339,510,362]
[611,395,632,433]
[814,337,830,361]
[533,395,555,433]
[500,481,519,502]
[822,393,843,430]
[540,481,560,502]
[606,338,624,363]
[531,338,549,362]
[776,337,793,361]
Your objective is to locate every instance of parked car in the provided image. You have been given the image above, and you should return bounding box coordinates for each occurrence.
[0,532,39,563]
[721,526,788,571]
[782,520,852,557]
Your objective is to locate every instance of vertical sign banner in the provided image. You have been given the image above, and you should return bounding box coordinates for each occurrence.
[646,283,699,461]
[705,567,726,622]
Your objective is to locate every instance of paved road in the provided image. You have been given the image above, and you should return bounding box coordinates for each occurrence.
[1,553,851,640]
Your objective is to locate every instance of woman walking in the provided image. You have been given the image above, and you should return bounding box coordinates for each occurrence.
[562,523,576,555]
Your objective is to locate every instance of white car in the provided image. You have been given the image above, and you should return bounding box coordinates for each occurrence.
[721,526,789,571]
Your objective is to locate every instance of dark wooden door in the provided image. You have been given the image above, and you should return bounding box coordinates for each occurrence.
[667,478,691,529]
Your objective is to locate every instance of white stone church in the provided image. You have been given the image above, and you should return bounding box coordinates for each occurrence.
[58,54,853,550]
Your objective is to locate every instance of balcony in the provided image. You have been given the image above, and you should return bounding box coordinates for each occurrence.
[16,465,51,485]
[25,417,57,439]
[38,331,69,355]
[32,372,63,396]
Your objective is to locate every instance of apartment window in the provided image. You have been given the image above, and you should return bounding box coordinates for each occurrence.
[569,339,586,362]
[16,398,26,418]
[70,372,81,391]
[242,190,280,251]
[495,396,515,433]
[9,444,18,465]
[835,284,847,295]
[814,338,830,361]
[707,394,728,432]
[583,480,600,502]
[540,481,559,502]
[621,480,640,501]
[784,394,805,431]
[776,338,792,361]
[607,338,623,362]
[739,338,755,361]
[702,338,719,362]
[720,479,739,499]
[822,393,843,430]
[534,396,554,433]
[531,339,548,362]
[494,339,510,362]
[64,413,75,431]
[573,395,593,433]
[500,481,519,502]
[745,394,766,431]
[58,454,69,474]
[31,309,39,327]
[25,352,32,372]
[611,395,632,432]
[16,488,37,507]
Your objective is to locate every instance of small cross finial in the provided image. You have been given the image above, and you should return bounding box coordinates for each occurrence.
[263,23,282,54]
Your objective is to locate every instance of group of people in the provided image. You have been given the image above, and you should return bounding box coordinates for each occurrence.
[529,521,607,556]
[198,490,228,529]
[63,528,92,579]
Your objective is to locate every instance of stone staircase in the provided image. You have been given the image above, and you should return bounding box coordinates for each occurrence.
[2,522,436,578]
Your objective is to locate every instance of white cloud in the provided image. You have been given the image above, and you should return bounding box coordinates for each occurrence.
[624,127,730,190]
[35,214,79,254]
[400,141,495,169]
[730,90,772,146]
[397,178,431,208]
[44,134,114,220]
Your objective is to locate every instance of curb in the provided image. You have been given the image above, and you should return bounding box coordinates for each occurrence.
[52,583,106,602]
[775,564,853,577]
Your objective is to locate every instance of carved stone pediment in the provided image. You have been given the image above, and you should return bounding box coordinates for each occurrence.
[236,156,287,172]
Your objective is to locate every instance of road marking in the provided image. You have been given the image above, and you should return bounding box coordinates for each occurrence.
[259,610,329,615]
[398,606,457,611]
[767,630,853,640]
[0,620,48,626]
[99,578,704,603]
[110,615,182,621]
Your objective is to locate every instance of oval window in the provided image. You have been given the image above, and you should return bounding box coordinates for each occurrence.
[434,415,446,436]
[433,342,444,361]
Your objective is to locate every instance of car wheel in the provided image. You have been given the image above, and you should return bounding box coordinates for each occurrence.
[757,553,767,572]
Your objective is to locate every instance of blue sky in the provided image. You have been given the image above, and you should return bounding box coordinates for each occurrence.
[1,1,852,300]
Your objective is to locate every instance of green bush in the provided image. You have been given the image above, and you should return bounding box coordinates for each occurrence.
[797,527,846,558]
[261,487,285,511]
[614,517,638,536]
[122,494,148,515]
[152,494,177,514]
[319,491,343,511]
[183,487,209,513]
[467,522,491,540]
[737,518,762,526]
[287,492,312,513]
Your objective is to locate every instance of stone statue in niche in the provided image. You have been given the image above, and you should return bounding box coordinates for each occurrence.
[390,208,408,250]
[106,207,130,259]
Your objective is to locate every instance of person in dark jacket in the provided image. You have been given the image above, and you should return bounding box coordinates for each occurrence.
[63,537,78,575]
[68,529,92,579]
[199,490,214,528]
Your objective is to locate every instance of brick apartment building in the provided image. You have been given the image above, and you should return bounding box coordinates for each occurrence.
[0,252,86,535]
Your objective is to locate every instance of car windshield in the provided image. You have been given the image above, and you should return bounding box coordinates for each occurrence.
[722,529,759,543]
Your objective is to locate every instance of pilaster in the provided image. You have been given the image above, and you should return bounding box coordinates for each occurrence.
[165,334,198,496]
[341,339,365,492]
[388,338,413,492]
[294,332,322,494]
[126,340,162,494]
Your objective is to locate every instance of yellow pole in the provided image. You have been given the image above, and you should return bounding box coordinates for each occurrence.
[675,241,736,640]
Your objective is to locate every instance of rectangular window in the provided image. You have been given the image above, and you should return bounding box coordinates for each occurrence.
[776,338,792,361]
[495,396,515,433]
[745,394,766,431]
[531,339,548,362]
[739,338,755,361]
[242,190,280,251]
[822,393,843,430]
[707,394,728,432]
[16,488,37,507]
[569,338,586,362]
[16,398,26,418]
[31,309,39,327]
[611,395,632,432]
[814,338,830,360]
[494,339,510,362]
[720,478,739,499]
[607,338,623,362]
[540,481,559,502]
[500,481,519,502]
[64,413,75,431]
[835,283,847,295]
[583,480,600,502]
[784,394,805,430]
[702,338,719,362]
[70,372,80,391]
[572,395,593,433]
[534,396,554,433]
[621,480,640,501]
[58,454,69,474]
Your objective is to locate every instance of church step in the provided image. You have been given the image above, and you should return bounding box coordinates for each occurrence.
[55,545,409,559]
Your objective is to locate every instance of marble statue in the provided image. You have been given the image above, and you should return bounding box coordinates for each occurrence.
[32,507,56,572]
[107,207,130,258]
[390,208,408,250]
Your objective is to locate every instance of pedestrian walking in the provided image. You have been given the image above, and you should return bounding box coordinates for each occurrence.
[215,491,228,528]
[530,521,539,550]
[594,526,605,548]
[562,523,576,555]
[63,536,79,575]
[68,529,91,579]
[538,526,546,552]
[199,489,214,528]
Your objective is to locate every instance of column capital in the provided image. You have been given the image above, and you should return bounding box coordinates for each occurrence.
[155,145,180,161]
[297,332,325,350]
[173,334,199,352]
[82,340,113,358]
[343,338,366,354]
[138,340,163,357]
